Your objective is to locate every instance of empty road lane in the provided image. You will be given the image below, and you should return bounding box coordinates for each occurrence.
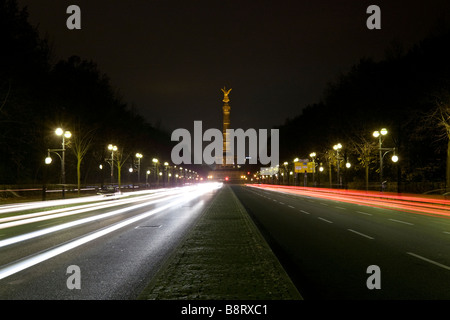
[232,184,450,300]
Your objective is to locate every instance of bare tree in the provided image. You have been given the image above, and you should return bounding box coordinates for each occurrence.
[71,127,95,196]
[348,133,378,191]
[431,95,450,190]
[115,149,130,191]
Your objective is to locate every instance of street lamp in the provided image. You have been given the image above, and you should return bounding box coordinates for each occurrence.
[135,153,143,184]
[146,170,151,187]
[283,161,288,185]
[310,152,317,186]
[152,158,159,185]
[45,128,72,199]
[373,128,397,191]
[333,143,342,188]
[108,144,118,184]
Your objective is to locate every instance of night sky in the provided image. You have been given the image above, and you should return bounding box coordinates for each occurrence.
[17,0,450,133]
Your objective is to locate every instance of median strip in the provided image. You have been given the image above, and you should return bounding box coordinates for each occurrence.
[140,185,302,300]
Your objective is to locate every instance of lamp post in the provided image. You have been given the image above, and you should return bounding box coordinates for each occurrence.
[45,128,71,199]
[373,129,398,191]
[146,170,151,187]
[108,144,118,184]
[293,158,299,186]
[310,152,317,187]
[152,158,159,186]
[333,143,342,188]
[373,129,387,191]
[135,153,143,184]
[283,162,288,185]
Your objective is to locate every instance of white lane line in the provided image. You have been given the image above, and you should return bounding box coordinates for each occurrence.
[389,219,414,226]
[335,206,346,210]
[320,203,328,206]
[279,202,285,205]
[299,210,310,215]
[347,229,374,240]
[288,205,295,209]
[407,252,450,271]
[356,211,372,216]
[444,231,450,235]
[318,217,333,224]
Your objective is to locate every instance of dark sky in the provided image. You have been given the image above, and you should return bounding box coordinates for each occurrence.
[17,0,450,133]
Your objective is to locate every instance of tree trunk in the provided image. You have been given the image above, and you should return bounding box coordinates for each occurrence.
[365,163,369,191]
[447,138,450,191]
[77,156,81,196]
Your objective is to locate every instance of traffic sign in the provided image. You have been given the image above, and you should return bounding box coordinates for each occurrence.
[294,161,315,173]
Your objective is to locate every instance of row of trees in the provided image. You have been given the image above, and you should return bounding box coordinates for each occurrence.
[276,29,450,193]
[0,0,173,190]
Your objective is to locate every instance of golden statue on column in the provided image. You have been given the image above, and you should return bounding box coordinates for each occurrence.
[221,87,232,103]
[221,87,232,166]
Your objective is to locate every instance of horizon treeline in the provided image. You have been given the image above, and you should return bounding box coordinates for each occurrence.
[276,28,450,192]
[1,0,450,193]
[0,0,172,186]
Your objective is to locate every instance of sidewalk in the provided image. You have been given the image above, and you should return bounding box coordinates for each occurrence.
[139,184,302,300]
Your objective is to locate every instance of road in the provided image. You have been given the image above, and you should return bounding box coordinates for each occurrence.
[232,184,450,300]
[0,183,221,299]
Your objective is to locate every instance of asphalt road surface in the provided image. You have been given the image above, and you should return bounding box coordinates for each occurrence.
[232,184,450,300]
[0,184,221,299]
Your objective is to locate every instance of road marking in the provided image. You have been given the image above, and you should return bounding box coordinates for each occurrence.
[335,206,346,210]
[407,252,450,271]
[288,205,295,209]
[318,217,333,223]
[320,203,328,206]
[443,231,450,235]
[389,219,414,226]
[347,229,374,240]
[279,202,285,205]
[300,210,310,215]
[356,211,372,216]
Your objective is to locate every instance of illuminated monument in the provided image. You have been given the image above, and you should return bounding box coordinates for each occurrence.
[221,87,233,167]
[208,87,243,182]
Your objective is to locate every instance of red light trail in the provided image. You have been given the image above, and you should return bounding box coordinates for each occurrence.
[248,184,450,218]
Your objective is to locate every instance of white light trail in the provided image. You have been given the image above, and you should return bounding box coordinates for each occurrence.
[0,189,181,229]
[0,188,168,215]
[0,184,221,248]
[0,183,222,280]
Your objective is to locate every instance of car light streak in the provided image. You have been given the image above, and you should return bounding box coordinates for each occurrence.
[0,189,182,229]
[0,188,169,215]
[0,183,222,248]
[249,184,450,218]
[0,183,222,280]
